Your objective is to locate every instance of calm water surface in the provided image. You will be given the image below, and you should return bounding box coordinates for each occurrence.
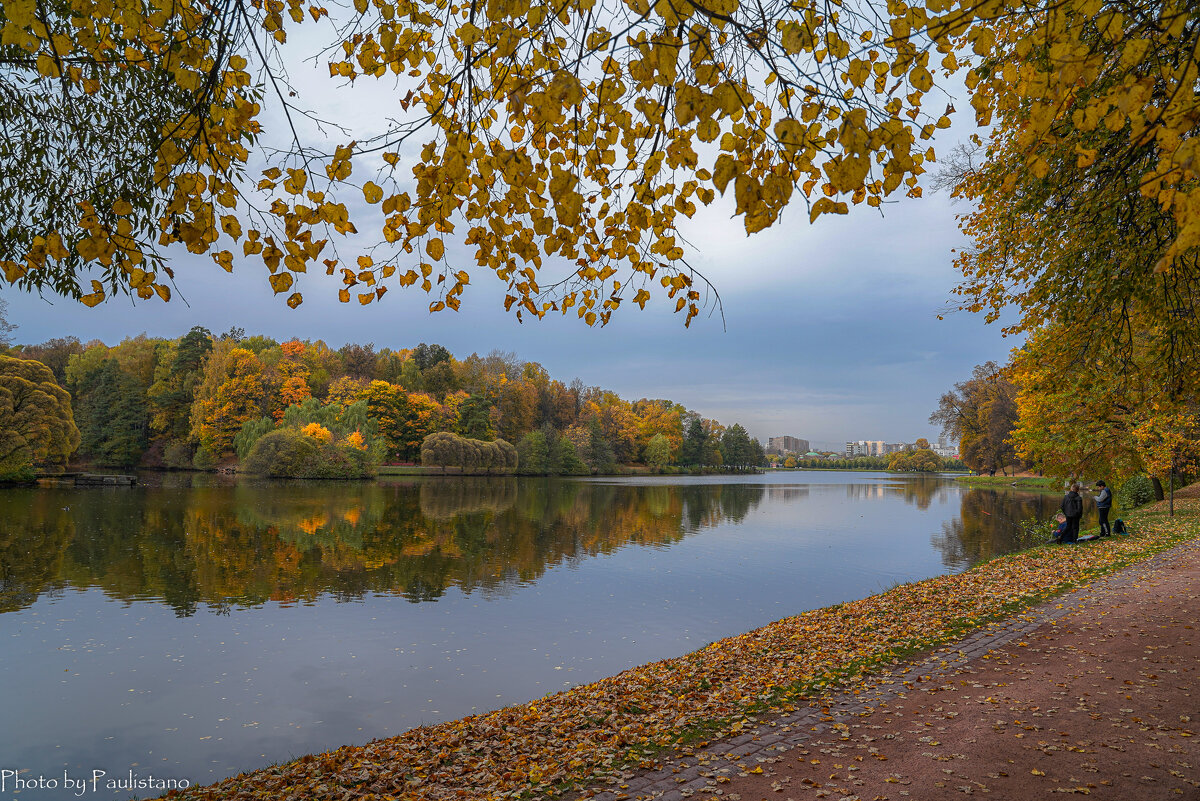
[1,471,1056,799]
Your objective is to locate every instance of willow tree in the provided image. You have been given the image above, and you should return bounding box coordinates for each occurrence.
[2,0,1196,326]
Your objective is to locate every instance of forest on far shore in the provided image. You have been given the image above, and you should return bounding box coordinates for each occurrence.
[3,326,776,479]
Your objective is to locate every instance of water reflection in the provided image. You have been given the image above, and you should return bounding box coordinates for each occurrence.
[2,478,776,615]
[0,476,1059,619]
[933,487,1058,569]
[2,473,1068,800]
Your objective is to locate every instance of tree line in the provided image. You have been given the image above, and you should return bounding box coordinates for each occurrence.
[0,326,767,479]
[932,358,1194,505]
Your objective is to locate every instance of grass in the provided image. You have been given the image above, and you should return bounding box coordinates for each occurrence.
[954,474,1061,492]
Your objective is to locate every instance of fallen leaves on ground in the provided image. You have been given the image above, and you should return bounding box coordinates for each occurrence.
[163,499,1199,801]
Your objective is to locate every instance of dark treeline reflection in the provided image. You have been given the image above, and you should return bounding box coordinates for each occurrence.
[933,488,1059,570]
[1,478,1057,616]
[0,478,772,615]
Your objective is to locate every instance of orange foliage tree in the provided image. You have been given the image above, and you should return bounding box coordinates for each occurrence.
[191,345,267,457]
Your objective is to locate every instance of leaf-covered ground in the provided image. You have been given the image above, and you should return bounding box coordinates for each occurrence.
[163,497,1198,801]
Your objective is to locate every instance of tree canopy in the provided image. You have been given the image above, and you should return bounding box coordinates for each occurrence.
[7,0,1190,326]
[0,355,81,479]
[930,361,1018,476]
[940,3,1200,484]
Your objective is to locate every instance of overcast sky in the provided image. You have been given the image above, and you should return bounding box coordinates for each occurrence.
[2,31,1015,449]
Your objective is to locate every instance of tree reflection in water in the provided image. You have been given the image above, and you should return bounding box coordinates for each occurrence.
[0,476,1056,616]
[0,477,768,615]
[933,488,1059,571]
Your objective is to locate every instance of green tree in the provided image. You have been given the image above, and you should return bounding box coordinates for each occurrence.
[681,417,706,466]
[421,432,462,473]
[517,430,549,475]
[0,356,80,479]
[148,326,213,445]
[643,433,672,468]
[71,358,149,466]
[719,424,754,470]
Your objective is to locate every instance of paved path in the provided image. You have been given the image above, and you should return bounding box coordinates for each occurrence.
[581,539,1200,801]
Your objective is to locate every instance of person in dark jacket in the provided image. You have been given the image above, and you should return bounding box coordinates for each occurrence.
[1050,513,1069,543]
[1059,482,1083,544]
[1094,480,1113,536]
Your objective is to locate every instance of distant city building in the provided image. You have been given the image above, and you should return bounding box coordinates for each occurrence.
[884,442,907,455]
[933,438,959,459]
[845,440,886,457]
[768,436,810,455]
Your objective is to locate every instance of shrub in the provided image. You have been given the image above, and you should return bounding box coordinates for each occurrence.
[192,447,218,471]
[1117,475,1155,510]
[243,429,376,479]
[163,441,193,470]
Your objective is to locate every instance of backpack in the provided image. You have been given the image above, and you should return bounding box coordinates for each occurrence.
[1064,492,1082,518]
[1113,518,1127,535]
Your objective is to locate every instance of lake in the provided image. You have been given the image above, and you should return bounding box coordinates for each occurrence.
[0,471,1056,800]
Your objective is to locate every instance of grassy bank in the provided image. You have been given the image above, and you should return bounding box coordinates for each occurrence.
[954,474,1061,492]
[162,492,1198,801]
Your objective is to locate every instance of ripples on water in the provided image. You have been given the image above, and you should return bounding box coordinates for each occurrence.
[0,471,1057,799]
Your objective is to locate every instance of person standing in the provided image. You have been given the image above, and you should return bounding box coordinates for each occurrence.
[1060,482,1083,544]
[1094,480,1113,536]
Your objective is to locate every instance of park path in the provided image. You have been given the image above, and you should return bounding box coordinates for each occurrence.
[580,536,1200,801]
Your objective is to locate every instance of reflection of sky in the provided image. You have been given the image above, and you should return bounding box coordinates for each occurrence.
[2,472,1042,800]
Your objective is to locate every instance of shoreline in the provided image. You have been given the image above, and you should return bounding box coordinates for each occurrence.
[159,491,1197,801]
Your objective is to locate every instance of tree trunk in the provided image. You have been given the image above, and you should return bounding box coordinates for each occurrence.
[1151,476,1165,501]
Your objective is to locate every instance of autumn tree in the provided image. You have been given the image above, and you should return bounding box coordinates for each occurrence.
[0,355,80,479]
[1008,324,1200,489]
[942,6,1200,482]
[147,326,213,447]
[338,343,378,381]
[930,361,1018,476]
[643,433,672,468]
[5,0,1040,322]
[274,339,313,417]
[12,337,83,384]
[190,344,268,458]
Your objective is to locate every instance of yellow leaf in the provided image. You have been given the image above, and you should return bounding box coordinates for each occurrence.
[427,238,445,260]
[712,155,737,194]
[269,272,293,293]
[363,181,383,204]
